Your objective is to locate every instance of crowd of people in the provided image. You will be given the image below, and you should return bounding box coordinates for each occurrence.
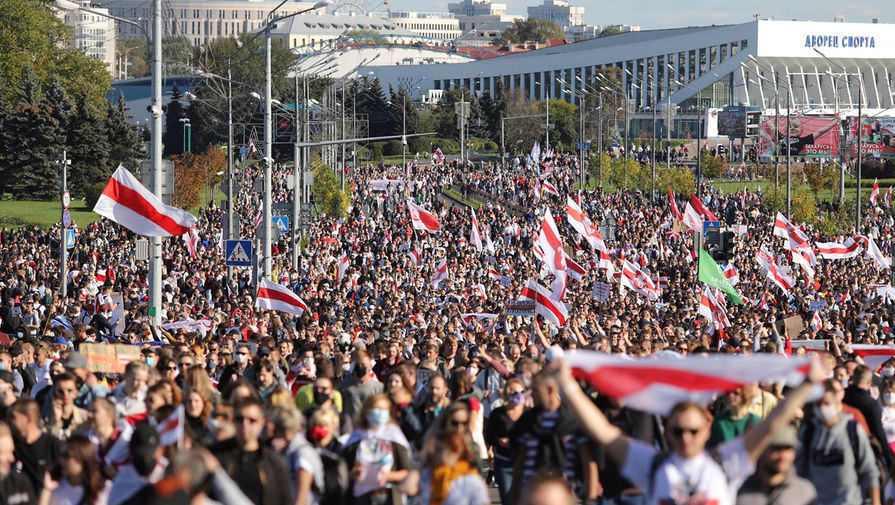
[0,146,895,505]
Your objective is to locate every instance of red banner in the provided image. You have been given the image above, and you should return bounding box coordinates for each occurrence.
[758,116,839,158]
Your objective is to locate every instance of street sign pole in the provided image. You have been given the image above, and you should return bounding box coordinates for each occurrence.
[59,150,70,299]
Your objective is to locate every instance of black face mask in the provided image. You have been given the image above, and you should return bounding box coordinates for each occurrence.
[132,455,157,477]
[313,390,330,405]
[354,364,367,378]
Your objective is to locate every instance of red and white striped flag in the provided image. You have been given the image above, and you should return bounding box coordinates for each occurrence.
[816,238,862,259]
[183,227,199,258]
[536,208,568,300]
[473,283,487,300]
[255,278,307,316]
[254,210,263,229]
[432,147,444,164]
[93,165,197,237]
[487,267,500,280]
[158,405,185,447]
[886,187,893,209]
[336,253,350,280]
[407,248,422,269]
[461,313,498,329]
[698,287,731,329]
[542,180,559,197]
[620,261,659,300]
[562,251,588,280]
[406,200,441,233]
[668,190,683,221]
[567,197,607,252]
[766,262,796,293]
[722,263,739,286]
[470,209,483,252]
[565,351,812,415]
[773,212,810,251]
[520,279,568,327]
[866,235,891,270]
[430,258,448,286]
[870,178,880,205]
[851,345,895,372]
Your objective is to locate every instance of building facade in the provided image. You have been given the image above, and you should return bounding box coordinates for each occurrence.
[387,11,462,42]
[270,12,418,51]
[527,0,584,29]
[61,1,117,72]
[100,0,316,46]
[365,19,895,117]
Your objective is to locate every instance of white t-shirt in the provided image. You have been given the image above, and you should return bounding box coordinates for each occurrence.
[621,437,755,505]
[417,470,490,505]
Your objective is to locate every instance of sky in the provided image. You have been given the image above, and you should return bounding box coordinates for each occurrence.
[374,0,888,29]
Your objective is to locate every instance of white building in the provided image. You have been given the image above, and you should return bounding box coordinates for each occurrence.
[448,0,506,18]
[527,0,584,29]
[387,11,462,42]
[61,1,117,72]
[270,12,418,51]
[100,0,316,46]
[366,19,895,118]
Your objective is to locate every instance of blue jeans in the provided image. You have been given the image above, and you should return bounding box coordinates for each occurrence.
[599,495,646,505]
[494,456,514,505]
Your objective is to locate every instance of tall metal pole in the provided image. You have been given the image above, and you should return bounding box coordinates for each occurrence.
[226,63,234,279]
[651,95,657,201]
[293,73,301,270]
[545,87,550,155]
[402,92,406,171]
[500,117,505,167]
[148,0,162,328]
[262,26,273,280]
[341,85,346,191]
[696,95,702,195]
[666,90,672,170]
[774,80,780,192]
[786,91,791,218]
[578,93,584,188]
[59,150,69,299]
[856,84,863,232]
[598,92,603,188]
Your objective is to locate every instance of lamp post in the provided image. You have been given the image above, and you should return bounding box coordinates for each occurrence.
[179,117,191,153]
[815,48,864,231]
[746,56,783,204]
[59,151,71,299]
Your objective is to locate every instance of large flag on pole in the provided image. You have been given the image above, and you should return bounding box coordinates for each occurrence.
[567,197,607,252]
[255,278,307,316]
[470,209,483,252]
[697,249,743,304]
[816,238,862,259]
[520,279,568,327]
[406,200,441,233]
[564,351,811,415]
[94,165,197,237]
[698,287,731,329]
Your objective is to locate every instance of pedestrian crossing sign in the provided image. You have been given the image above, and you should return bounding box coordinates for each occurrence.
[225,240,253,267]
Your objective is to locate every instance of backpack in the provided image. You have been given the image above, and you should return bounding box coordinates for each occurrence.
[318,448,349,505]
[802,419,886,489]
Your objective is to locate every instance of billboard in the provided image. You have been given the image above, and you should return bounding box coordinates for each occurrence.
[757,116,839,158]
[718,111,746,137]
[847,117,895,157]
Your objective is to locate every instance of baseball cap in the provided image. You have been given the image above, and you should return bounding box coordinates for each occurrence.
[63,351,88,369]
[768,425,799,449]
[130,423,161,460]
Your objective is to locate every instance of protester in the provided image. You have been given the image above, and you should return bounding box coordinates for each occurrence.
[737,425,817,505]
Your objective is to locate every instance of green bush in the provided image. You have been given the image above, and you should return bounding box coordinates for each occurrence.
[407,137,460,156]
[383,140,403,156]
[362,142,386,160]
[84,182,106,210]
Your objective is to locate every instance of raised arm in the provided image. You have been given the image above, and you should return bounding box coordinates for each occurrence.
[555,358,629,465]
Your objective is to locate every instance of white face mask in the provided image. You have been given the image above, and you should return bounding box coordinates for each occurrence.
[885,393,895,406]
[233,353,247,365]
[883,368,895,378]
[816,404,840,424]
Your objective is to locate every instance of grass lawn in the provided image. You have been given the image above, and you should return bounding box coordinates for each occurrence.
[442,187,483,208]
[0,198,96,229]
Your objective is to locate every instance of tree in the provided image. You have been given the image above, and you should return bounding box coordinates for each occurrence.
[0,0,110,111]
[599,27,622,38]
[106,93,146,171]
[356,78,391,138]
[163,84,186,157]
[67,92,111,197]
[171,152,202,210]
[700,152,723,179]
[493,18,565,44]
[312,159,346,218]
[5,67,66,199]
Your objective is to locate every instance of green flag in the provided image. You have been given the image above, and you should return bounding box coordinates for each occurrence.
[697,249,743,305]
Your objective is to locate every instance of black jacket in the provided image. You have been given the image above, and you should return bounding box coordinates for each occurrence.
[210,438,293,505]
[843,385,893,467]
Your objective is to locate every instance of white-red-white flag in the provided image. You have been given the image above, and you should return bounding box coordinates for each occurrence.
[542,180,559,197]
[255,278,307,316]
[158,404,185,447]
[669,190,683,221]
[93,165,197,237]
[851,345,895,372]
[567,197,607,252]
[722,263,739,286]
[432,147,444,164]
[773,212,810,251]
[562,251,587,280]
[183,227,199,258]
[698,287,731,329]
[336,253,350,280]
[470,209,483,252]
[536,208,568,300]
[886,187,893,209]
[461,313,498,329]
[564,351,812,415]
[867,235,891,270]
[520,279,568,327]
[407,248,422,269]
[407,200,441,233]
[620,261,659,300]
[766,262,796,293]
[816,238,862,259]
[430,258,448,286]
[870,178,880,206]
[254,211,263,229]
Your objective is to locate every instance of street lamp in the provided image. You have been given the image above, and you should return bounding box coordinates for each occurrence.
[55,0,165,328]
[744,56,786,211]
[179,117,191,153]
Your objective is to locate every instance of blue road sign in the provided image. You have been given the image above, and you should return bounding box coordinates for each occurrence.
[239,147,247,156]
[65,228,75,249]
[272,216,289,233]
[224,240,253,267]
[576,142,591,150]
[62,209,72,228]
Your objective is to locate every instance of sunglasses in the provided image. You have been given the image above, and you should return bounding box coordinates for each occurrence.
[166,366,177,371]
[449,418,469,427]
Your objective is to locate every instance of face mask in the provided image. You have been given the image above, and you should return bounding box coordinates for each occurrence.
[234,353,247,365]
[310,425,331,443]
[467,366,478,377]
[883,368,895,378]
[206,361,216,371]
[144,357,155,367]
[0,363,6,371]
[303,358,314,369]
[206,417,221,431]
[816,404,839,424]
[313,390,330,405]
[342,363,351,372]
[885,393,895,406]
[354,364,368,378]
[509,393,526,405]
[366,408,389,427]
[841,379,849,388]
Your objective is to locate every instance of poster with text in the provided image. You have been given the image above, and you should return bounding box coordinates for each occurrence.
[846,117,895,157]
[758,116,839,158]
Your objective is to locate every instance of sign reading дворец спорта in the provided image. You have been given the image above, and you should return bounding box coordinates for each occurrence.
[805,34,876,48]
